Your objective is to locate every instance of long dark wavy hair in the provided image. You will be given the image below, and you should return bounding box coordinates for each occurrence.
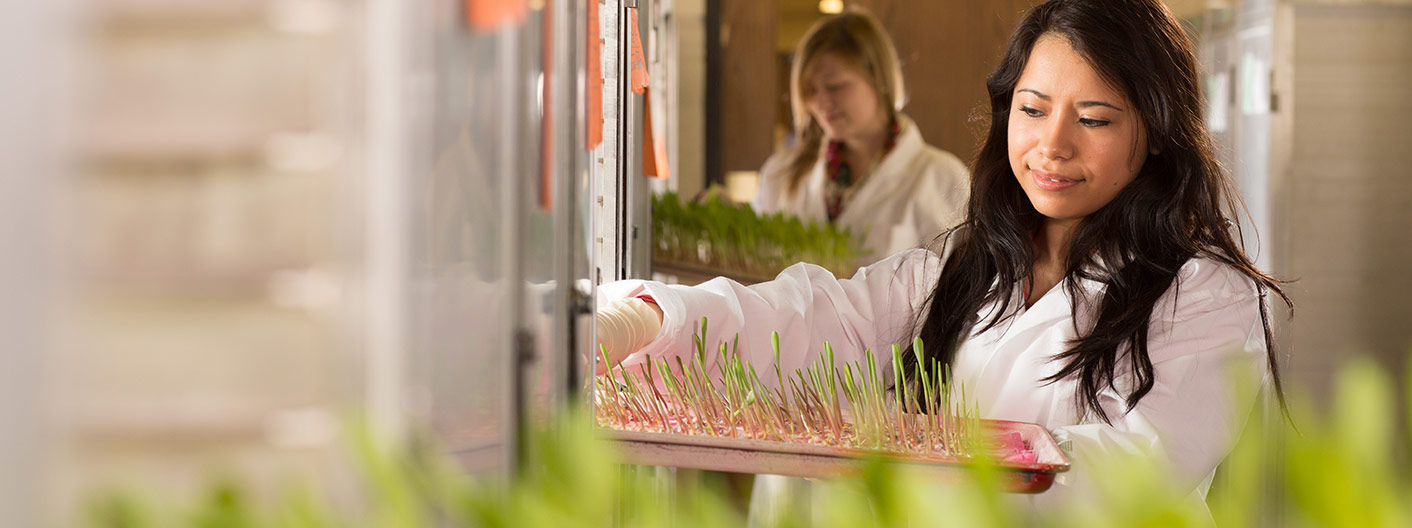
[908,0,1291,423]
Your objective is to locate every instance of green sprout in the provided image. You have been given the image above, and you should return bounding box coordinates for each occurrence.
[651,190,869,280]
[593,317,997,462]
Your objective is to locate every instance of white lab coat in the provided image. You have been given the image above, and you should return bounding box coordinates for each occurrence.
[751,116,970,268]
[599,248,1268,516]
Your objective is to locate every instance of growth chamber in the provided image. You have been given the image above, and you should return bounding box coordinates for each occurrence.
[388,0,1066,489]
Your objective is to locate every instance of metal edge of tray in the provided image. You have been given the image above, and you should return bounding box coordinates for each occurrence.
[606,419,1071,494]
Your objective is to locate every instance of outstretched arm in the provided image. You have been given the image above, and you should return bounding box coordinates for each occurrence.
[596,249,941,388]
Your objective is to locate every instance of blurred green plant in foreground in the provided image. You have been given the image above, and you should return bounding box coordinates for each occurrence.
[84,356,1412,527]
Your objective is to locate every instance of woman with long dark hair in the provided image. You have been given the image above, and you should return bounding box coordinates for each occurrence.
[596,0,1289,509]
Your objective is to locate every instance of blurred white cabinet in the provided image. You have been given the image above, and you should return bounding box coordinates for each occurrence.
[1194,2,1412,399]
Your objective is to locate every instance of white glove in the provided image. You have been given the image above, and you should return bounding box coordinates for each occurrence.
[595,297,663,374]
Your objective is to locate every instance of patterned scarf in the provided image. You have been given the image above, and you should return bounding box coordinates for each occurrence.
[823,119,901,222]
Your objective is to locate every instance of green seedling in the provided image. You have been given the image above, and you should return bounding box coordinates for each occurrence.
[652,189,868,279]
[593,317,992,461]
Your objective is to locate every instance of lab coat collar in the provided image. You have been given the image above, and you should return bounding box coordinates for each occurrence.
[980,265,1108,372]
[833,116,925,227]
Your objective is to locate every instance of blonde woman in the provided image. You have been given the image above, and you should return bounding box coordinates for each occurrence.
[752,10,969,268]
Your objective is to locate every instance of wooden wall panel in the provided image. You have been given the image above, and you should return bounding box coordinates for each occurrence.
[718,0,778,173]
[851,0,1037,162]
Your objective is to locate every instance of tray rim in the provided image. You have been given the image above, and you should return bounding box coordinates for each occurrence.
[602,417,1071,474]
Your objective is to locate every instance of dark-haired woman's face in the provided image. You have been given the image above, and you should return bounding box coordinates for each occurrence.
[1008,35,1149,226]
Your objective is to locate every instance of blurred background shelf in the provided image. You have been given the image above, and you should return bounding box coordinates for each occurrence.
[651,259,777,286]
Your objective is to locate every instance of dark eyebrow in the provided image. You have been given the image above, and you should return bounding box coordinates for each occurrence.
[1016,88,1125,112]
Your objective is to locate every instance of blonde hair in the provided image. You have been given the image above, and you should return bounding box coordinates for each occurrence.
[782,9,906,194]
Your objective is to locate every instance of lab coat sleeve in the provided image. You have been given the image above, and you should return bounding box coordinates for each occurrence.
[889,150,970,255]
[750,152,791,215]
[917,149,971,236]
[596,249,941,387]
[1035,258,1269,507]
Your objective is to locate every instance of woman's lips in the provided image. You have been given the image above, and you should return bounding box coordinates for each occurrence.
[1032,169,1080,191]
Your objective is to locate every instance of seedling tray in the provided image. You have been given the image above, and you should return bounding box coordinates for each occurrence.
[606,419,1070,493]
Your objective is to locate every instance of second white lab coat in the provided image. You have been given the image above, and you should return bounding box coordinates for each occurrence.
[599,248,1268,515]
[751,116,970,269]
